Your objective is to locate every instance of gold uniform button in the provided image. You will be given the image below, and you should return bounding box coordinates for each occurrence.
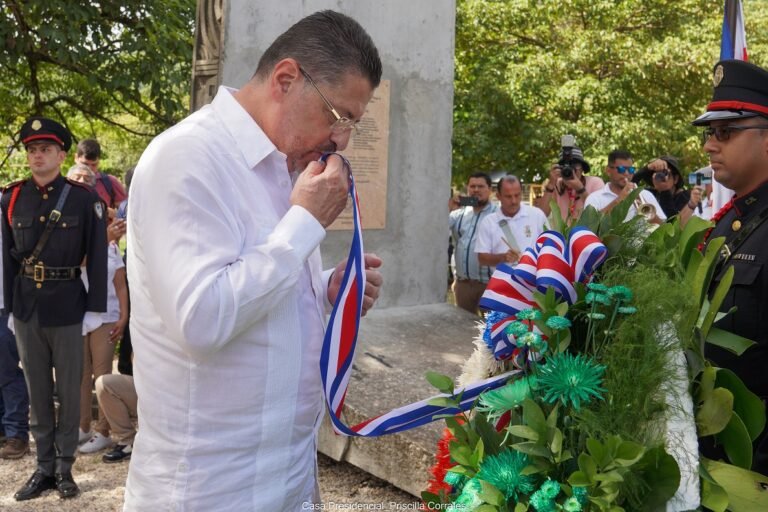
[43,194,48,200]
[36,283,42,289]
[62,222,67,227]
[732,219,742,231]
[39,216,45,222]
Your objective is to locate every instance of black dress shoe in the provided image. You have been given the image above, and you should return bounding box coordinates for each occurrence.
[103,443,132,463]
[55,472,80,499]
[14,470,56,501]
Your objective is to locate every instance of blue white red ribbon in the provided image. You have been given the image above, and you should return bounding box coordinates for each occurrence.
[319,153,517,437]
[479,227,607,316]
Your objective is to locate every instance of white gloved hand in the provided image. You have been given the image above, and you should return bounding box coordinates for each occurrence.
[82,311,103,336]
[7,313,14,335]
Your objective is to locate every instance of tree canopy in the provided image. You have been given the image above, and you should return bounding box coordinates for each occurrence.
[0,0,195,178]
[453,0,768,184]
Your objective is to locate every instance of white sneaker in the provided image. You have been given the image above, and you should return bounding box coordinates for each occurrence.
[78,432,114,453]
[78,428,93,445]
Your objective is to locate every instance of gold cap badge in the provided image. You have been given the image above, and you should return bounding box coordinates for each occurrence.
[31,120,42,131]
[713,64,724,87]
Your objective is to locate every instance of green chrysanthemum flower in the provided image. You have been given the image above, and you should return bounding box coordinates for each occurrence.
[444,470,465,488]
[529,489,556,512]
[520,331,542,348]
[563,496,583,512]
[587,282,608,292]
[478,450,537,500]
[618,306,637,315]
[585,292,611,305]
[538,353,606,410]
[531,336,548,354]
[454,477,483,509]
[476,377,535,422]
[539,479,561,499]
[545,315,572,330]
[586,312,606,320]
[505,321,530,337]
[516,308,542,321]
[608,285,633,302]
[572,486,589,505]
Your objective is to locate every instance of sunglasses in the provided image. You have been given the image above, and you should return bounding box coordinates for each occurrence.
[701,124,768,145]
[609,165,635,175]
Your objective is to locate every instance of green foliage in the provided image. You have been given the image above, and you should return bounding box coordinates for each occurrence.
[0,0,195,180]
[453,0,768,184]
[701,457,768,511]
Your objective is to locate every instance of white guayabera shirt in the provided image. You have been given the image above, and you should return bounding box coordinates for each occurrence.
[125,87,332,511]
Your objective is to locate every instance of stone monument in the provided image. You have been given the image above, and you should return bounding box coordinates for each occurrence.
[196,0,476,496]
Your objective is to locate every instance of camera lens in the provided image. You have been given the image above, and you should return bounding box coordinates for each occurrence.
[561,165,574,179]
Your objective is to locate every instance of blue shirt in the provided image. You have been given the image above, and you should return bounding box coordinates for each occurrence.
[449,202,497,282]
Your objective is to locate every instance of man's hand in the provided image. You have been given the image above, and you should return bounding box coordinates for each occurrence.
[108,218,126,243]
[448,194,461,211]
[618,181,636,201]
[291,154,349,227]
[504,249,520,264]
[327,253,383,316]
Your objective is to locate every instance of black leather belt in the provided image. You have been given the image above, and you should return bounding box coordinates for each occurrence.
[22,264,80,282]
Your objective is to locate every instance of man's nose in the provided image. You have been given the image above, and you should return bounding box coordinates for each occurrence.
[330,130,353,151]
[703,137,719,154]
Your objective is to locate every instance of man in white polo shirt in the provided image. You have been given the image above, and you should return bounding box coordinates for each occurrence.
[584,149,666,223]
[475,175,548,267]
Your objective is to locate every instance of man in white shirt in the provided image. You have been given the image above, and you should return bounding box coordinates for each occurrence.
[476,175,548,267]
[584,149,666,223]
[124,11,383,511]
[448,172,497,313]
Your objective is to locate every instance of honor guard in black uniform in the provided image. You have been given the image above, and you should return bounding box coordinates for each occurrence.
[693,60,768,474]
[1,117,107,500]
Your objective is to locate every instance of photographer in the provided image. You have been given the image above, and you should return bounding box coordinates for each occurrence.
[540,145,603,221]
[448,172,497,314]
[632,155,692,218]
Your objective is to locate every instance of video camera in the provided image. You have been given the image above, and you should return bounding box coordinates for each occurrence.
[559,134,577,179]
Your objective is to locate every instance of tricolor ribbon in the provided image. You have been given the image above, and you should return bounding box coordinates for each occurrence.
[319,153,517,437]
[479,228,607,316]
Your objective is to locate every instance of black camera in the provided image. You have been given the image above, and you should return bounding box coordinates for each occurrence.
[559,134,576,179]
[458,196,478,207]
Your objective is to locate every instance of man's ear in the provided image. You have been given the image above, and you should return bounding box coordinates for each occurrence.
[270,59,301,99]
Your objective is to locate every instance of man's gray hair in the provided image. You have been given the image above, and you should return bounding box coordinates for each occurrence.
[254,10,382,88]
[67,163,94,179]
[497,175,520,190]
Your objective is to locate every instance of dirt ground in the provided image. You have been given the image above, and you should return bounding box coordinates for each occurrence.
[0,440,418,511]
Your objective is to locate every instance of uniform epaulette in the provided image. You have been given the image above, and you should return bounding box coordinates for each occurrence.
[2,179,25,193]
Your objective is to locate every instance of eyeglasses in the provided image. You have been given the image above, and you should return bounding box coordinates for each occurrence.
[701,125,768,145]
[609,165,636,175]
[299,67,358,134]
